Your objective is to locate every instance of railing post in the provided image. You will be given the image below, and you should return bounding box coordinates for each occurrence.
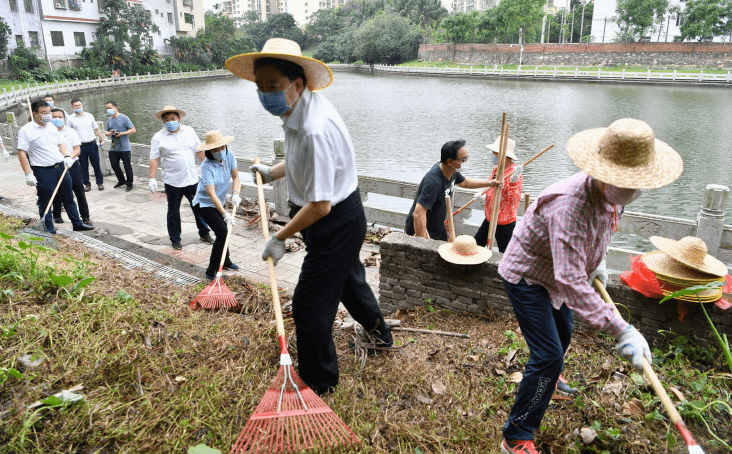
[673,69,677,81]
[272,139,288,216]
[696,184,729,257]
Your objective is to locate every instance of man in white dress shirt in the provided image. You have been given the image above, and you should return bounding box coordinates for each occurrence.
[149,105,212,250]
[68,97,106,191]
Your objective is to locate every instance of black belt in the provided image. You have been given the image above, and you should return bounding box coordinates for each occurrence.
[81,140,96,146]
[33,162,62,169]
[287,199,302,210]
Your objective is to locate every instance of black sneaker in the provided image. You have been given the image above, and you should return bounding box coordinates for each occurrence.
[172,242,182,250]
[126,185,133,192]
[224,263,239,271]
[53,217,64,224]
[82,218,93,226]
[200,234,215,244]
[73,223,94,232]
[114,182,126,189]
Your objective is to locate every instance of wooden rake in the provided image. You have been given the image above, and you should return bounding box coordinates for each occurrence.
[593,278,705,454]
[189,198,239,310]
[230,157,361,454]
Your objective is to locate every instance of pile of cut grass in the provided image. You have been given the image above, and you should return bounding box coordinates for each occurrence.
[0,216,730,453]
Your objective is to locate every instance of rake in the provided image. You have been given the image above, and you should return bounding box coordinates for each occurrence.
[230,157,361,454]
[189,200,238,310]
[593,278,705,454]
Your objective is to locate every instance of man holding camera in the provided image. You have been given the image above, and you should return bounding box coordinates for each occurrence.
[104,100,136,192]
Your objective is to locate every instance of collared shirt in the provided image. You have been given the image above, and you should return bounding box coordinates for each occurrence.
[498,172,628,336]
[67,111,99,142]
[282,88,358,207]
[485,163,523,225]
[193,149,237,209]
[150,124,201,188]
[17,121,64,167]
[58,126,81,155]
[106,113,134,152]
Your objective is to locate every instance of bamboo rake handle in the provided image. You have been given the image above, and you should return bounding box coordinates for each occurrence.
[593,278,704,454]
[40,165,69,221]
[487,116,509,251]
[391,327,469,338]
[503,143,554,181]
[445,195,456,242]
[215,186,239,273]
[255,157,286,339]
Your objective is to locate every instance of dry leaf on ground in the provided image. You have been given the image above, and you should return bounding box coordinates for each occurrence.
[432,380,447,395]
[603,380,624,397]
[623,398,645,415]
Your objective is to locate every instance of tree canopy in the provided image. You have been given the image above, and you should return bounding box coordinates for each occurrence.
[679,0,732,41]
[0,18,11,60]
[615,0,670,41]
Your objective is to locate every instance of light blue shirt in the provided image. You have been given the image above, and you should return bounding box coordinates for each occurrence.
[192,149,237,209]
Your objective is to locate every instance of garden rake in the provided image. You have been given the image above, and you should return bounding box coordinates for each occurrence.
[20,164,70,250]
[230,157,361,454]
[593,278,705,454]
[189,201,238,310]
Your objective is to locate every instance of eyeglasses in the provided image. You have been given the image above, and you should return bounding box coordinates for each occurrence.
[455,157,469,163]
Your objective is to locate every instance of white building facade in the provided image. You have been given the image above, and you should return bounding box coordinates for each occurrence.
[3,0,47,56]
[221,0,348,28]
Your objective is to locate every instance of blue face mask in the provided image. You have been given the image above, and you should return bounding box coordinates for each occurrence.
[107,108,115,116]
[74,108,83,114]
[46,100,54,107]
[51,118,65,127]
[165,121,179,132]
[491,155,498,165]
[257,82,295,116]
[211,151,223,161]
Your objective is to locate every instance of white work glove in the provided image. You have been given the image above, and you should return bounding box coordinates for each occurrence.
[64,155,74,168]
[148,178,158,193]
[250,164,273,184]
[222,211,236,227]
[2,148,8,160]
[25,172,37,186]
[614,325,652,372]
[588,257,608,287]
[231,192,242,206]
[510,164,523,183]
[262,236,286,265]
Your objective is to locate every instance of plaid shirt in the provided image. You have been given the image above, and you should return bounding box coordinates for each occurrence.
[498,172,628,336]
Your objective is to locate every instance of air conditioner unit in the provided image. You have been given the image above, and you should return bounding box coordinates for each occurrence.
[55,2,66,8]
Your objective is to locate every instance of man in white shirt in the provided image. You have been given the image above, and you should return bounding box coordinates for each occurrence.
[17,99,93,234]
[236,39,392,395]
[149,105,212,250]
[68,97,106,191]
[50,108,93,225]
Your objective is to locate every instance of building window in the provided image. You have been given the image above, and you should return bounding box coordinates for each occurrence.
[676,14,686,26]
[184,12,194,24]
[29,31,40,47]
[55,0,67,8]
[155,8,159,13]
[9,0,18,12]
[23,0,33,12]
[74,31,86,46]
[15,35,24,47]
[51,31,64,46]
[168,12,173,22]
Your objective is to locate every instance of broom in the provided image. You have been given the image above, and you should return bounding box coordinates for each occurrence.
[189,198,238,310]
[230,157,361,454]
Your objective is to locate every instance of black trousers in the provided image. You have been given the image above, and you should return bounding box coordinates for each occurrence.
[291,190,392,394]
[32,164,83,232]
[196,205,232,276]
[79,141,103,185]
[164,183,209,243]
[52,161,89,219]
[109,150,133,186]
[474,219,516,253]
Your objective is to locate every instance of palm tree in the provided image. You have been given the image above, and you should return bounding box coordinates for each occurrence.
[410,0,447,28]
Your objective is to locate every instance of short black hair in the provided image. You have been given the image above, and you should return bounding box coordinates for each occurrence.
[51,107,66,118]
[440,140,466,164]
[31,99,49,113]
[204,146,227,161]
[43,94,54,100]
[71,97,81,105]
[106,100,117,107]
[253,57,308,87]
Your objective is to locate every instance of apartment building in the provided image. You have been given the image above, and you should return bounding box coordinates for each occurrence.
[222,0,348,27]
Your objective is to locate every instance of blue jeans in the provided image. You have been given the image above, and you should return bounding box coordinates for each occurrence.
[32,164,83,232]
[164,182,209,243]
[502,278,574,441]
[79,141,103,185]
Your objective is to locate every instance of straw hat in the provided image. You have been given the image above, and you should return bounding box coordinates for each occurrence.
[648,236,728,277]
[642,251,725,282]
[566,118,683,189]
[225,38,333,91]
[485,136,518,161]
[197,130,234,152]
[438,235,492,265]
[154,105,186,121]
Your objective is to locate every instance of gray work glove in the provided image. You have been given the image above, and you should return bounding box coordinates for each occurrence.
[250,164,273,184]
[231,192,242,206]
[63,155,74,168]
[262,236,286,265]
[222,211,236,227]
[25,172,37,186]
[149,178,158,194]
[614,325,651,372]
[588,257,608,287]
[2,148,9,160]
[510,164,523,183]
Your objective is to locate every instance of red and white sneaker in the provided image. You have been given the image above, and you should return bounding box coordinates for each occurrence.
[500,438,539,454]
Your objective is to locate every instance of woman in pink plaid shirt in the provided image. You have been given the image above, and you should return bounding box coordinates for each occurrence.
[496,119,683,454]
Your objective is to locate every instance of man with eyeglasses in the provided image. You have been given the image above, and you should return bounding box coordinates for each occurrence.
[405,139,500,241]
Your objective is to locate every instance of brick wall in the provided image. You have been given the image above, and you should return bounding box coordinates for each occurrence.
[379,232,732,346]
[419,43,732,67]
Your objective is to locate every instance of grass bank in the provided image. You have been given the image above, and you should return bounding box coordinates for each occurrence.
[0,214,730,453]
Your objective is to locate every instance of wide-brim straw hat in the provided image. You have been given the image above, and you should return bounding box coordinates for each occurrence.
[648,236,728,277]
[642,251,725,283]
[485,136,518,161]
[566,118,683,189]
[197,130,234,152]
[154,105,186,121]
[438,235,492,265]
[225,38,333,91]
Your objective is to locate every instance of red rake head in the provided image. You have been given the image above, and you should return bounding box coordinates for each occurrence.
[189,276,238,310]
[230,366,361,454]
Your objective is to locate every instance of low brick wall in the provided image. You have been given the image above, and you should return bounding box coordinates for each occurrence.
[419,43,732,67]
[378,232,731,346]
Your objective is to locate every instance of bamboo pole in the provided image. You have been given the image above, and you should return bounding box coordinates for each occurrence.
[487,115,509,251]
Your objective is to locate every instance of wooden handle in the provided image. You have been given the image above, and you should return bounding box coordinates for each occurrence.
[255,157,286,339]
[445,195,456,242]
[215,185,239,273]
[41,165,69,221]
[504,143,555,181]
[487,116,509,251]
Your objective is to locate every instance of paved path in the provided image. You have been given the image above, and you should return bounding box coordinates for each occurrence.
[0,156,380,297]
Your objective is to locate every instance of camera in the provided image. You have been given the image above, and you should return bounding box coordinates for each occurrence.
[110,129,120,138]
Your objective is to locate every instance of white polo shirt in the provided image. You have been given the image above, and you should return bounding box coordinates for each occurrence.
[150,124,201,188]
[17,121,65,167]
[67,111,99,143]
[282,88,358,207]
[59,126,82,155]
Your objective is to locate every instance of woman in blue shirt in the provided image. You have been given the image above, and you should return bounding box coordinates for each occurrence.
[192,130,242,280]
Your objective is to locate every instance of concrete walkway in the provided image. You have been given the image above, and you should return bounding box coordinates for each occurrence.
[0,155,380,297]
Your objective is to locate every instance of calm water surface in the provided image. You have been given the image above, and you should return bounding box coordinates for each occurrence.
[62,72,732,224]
